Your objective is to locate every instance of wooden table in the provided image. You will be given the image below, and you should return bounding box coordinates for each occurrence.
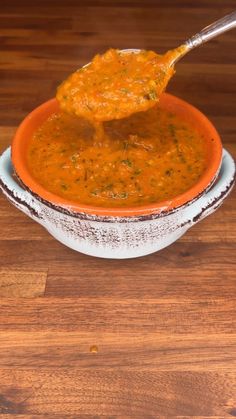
[0,0,236,416]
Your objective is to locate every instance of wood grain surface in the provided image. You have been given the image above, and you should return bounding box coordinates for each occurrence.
[0,0,236,416]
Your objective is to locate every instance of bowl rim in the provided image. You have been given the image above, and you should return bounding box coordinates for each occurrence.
[11,94,222,217]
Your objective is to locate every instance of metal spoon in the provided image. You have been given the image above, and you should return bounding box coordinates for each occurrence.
[169,10,236,66]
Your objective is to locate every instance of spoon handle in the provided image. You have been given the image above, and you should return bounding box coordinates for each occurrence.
[185,10,236,50]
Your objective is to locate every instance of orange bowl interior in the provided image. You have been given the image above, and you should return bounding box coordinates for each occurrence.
[11,94,222,217]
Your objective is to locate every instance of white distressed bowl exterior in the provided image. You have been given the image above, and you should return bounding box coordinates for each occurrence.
[0,147,235,258]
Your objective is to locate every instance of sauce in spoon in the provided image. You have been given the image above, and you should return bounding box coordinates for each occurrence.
[57,11,236,127]
[56,47,186,123]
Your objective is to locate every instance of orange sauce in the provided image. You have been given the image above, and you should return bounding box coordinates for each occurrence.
[26,106,207,207]
[56,48,176,122]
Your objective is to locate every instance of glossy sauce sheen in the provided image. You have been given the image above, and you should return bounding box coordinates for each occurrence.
[56,49,175,122]
[26,106,207,208]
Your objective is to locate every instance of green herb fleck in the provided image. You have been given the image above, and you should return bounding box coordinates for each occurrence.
[165,169,173,176]
[119,192,128,199]
[145,90,157,101]
[105,183,113,190]
[61,183,68,190]
[91,189,99,196]
[121,159,132,167]
[120,88,130,94]
[86,103,93,111]
[71,154,77,163]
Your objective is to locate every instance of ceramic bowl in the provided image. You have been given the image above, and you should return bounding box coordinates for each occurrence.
[0,94,235,258]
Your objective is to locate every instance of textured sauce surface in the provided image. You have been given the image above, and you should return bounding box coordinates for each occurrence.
[26,106,207,207]
[56,48,179,122]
